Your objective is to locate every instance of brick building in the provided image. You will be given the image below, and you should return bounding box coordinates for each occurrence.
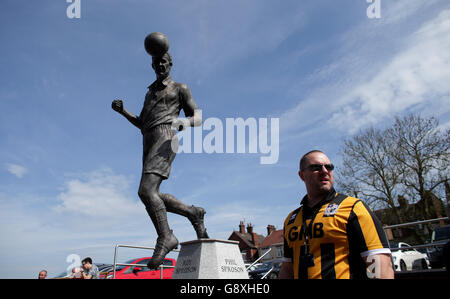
[258,225,284,261]
[228,221,284,262]
[228,221,265,262]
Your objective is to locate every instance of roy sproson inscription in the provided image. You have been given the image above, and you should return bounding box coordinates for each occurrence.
[175,259,197,274]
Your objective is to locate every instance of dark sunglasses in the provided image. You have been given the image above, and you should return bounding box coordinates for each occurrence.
[306,163,334,172]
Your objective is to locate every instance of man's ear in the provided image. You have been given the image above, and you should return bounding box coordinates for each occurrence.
[298,170,305,181]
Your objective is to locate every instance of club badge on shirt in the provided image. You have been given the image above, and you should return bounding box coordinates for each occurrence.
[288,208,300,224]
[323,203,340,217]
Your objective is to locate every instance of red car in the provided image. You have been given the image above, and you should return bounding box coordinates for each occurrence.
[103,257,176,279]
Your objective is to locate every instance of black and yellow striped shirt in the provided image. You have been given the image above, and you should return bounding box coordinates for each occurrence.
[283,189,390,279]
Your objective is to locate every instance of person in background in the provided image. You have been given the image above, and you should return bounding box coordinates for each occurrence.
[80,257,99,279]
[71,267,84,279]
[38,269,47,279]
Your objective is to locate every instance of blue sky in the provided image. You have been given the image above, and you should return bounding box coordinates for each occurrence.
[1,0,449,278]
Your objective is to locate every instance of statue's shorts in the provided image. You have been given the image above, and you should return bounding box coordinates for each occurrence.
[142,123,177,179]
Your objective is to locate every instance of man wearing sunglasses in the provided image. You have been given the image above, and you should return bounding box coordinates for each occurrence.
[279,150,394,279]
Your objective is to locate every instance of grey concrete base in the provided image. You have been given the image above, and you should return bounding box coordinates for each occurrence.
[172,239,249,279]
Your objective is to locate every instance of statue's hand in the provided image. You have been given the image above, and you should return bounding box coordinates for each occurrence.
[171,118,190,131]
[112,99,124,113]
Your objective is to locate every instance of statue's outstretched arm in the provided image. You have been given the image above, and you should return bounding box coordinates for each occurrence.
[112,99,142,129]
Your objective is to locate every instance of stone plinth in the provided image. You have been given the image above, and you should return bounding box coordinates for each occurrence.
[172,239,249,279]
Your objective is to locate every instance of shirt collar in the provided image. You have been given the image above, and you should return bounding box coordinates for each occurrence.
[300,188,337,210]
[148,76,173,89]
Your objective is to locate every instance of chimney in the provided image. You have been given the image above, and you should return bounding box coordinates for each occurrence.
[252,232,259,247]
[239,221,245,234]
[247,223,259,247]
[247,223,253,234]
[267,225,276,236]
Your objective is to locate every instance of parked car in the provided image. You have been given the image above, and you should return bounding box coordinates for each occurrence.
[390,242,430,271]
[103,257,176,279]
[248,259,282,279]
[427,225,450,269]
[245,262,262,272]
[97,264,115,278]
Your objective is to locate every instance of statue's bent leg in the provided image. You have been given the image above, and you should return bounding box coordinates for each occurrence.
[160,193,209,239]
[138,173,178,269]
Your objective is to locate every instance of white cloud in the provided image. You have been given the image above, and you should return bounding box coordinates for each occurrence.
[5,163,28,178]
[328,10,450,133]
[0,169,153,278]
[380,0,441,25]
[279,9,450,138]
[53,168,141,219]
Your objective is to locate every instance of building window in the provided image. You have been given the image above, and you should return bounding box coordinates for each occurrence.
[261,247,271,260]
[241,250,248,262]
[276,245,283,258]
